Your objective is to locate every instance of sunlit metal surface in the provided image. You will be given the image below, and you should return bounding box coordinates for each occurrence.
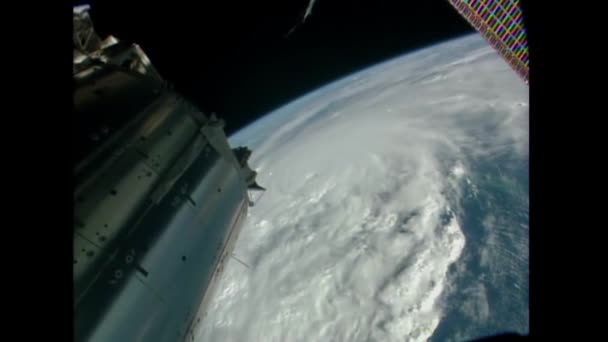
[73,5,262,342]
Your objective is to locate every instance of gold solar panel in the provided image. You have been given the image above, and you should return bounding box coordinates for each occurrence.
[448,0,529,84]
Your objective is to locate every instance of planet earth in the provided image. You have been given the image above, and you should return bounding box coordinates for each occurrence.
[197,33,529,342]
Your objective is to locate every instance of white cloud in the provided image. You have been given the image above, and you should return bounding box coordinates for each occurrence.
[199,34,527,342]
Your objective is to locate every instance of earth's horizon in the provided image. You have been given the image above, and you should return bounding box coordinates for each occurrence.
[197,33,529,342]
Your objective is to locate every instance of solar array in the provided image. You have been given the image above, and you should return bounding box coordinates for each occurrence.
[447,0,529,84]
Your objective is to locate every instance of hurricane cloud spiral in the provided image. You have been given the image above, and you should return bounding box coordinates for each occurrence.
[196,34,529,342]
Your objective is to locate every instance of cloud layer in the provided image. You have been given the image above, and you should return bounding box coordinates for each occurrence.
[199,34,528,342]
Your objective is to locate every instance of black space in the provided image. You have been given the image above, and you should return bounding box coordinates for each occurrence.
[81,0,473,135]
